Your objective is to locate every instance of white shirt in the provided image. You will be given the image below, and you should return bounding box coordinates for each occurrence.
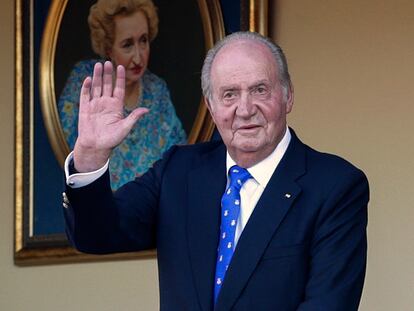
[226,127,291,246]
[64,127,291,243]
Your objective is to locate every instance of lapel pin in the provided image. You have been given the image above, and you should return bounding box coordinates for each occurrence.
[284,193,291,199]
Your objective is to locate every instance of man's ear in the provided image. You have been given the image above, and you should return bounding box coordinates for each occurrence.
[285,85,294,114]
[204,97,217,122]
[204,97,211,109]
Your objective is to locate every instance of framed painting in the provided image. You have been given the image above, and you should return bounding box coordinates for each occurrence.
[15,0,269,265]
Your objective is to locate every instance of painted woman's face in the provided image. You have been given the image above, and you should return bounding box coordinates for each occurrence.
[109,10,150,86]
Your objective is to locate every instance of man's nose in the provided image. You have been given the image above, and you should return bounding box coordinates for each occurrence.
[236,93,256,118]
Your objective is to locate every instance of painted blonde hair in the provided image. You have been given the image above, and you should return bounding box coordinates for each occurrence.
[88,0,158,58]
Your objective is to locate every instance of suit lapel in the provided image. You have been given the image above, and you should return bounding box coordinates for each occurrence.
[187,144,227,311]
[215,132,307,311]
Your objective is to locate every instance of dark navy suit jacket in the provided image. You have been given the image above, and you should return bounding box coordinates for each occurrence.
[64,130,369,311]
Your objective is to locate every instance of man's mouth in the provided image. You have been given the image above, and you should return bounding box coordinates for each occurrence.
[236,124,261,133]
[239,124,260,129]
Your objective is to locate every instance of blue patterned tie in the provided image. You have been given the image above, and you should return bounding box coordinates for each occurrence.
[214,165,252,303]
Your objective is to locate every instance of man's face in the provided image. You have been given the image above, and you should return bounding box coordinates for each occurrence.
[207,40,293,166]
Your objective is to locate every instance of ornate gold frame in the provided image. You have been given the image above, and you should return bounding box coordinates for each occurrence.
[248,0,268,35]
[15,0,268,265]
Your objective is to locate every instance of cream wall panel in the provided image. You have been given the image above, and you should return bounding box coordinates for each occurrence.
[271,1,414,310]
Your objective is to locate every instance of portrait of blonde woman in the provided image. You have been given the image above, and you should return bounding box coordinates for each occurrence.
[58,0,187,189]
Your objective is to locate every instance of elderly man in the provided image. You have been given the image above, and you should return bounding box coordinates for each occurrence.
[63,32,369,310]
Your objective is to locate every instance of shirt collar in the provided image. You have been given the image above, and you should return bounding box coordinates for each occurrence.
[226,127,291,188]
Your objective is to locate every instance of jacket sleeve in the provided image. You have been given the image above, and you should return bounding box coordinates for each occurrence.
[63,146,177,254]
[297,168,369,311]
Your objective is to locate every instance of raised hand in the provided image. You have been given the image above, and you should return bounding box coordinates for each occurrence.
[73,61,149,172]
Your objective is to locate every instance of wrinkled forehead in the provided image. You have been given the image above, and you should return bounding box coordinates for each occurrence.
[210,39,278,86]
[213,39,274,66]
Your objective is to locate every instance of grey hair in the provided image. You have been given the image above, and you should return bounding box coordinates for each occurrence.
[201,31,292,101]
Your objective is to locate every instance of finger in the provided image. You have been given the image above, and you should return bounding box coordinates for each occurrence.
[102,61,113,97]
[121,107,150,133]
[79,76,92,109]
[131,107,150,120]
[91,62,103,98]
[113,65,125,102]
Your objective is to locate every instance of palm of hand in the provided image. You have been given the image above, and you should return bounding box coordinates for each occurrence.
[79,92,127,150]
[73,61,149,172]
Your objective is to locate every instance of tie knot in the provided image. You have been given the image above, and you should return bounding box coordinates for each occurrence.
[228,165,251,189]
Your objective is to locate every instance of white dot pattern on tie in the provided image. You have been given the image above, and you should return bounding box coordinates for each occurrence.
[214,165,252,303]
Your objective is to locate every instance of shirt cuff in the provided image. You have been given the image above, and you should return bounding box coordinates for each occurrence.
[64,151,109,188]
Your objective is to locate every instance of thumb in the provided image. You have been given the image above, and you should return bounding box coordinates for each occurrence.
[120,107,150,133]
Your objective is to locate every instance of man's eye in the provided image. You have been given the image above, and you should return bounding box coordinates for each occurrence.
[223,91,236,99]
[253,86,267,95]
